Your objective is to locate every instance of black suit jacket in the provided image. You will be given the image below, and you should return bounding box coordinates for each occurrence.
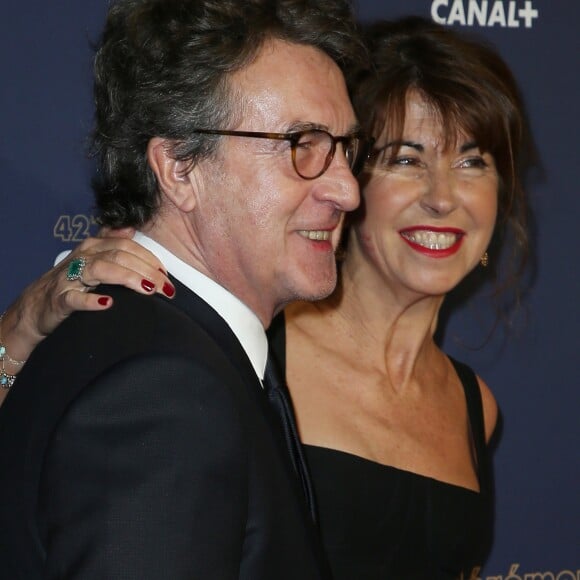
[0,279,328,579]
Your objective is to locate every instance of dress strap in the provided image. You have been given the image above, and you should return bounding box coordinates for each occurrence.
[448,357,490,493]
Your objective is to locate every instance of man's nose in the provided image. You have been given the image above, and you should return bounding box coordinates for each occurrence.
[315,150,361,212]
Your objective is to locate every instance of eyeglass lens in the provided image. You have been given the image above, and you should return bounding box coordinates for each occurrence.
[293,130,363,179]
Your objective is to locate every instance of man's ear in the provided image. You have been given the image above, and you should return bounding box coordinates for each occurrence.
[147,137,196,212]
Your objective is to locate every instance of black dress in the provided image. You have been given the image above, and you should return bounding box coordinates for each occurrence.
[268,315,494,580]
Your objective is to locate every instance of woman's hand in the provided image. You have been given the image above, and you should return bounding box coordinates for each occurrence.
[0,231,174,402]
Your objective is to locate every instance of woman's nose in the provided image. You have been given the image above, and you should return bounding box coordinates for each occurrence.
[419,170,458,217]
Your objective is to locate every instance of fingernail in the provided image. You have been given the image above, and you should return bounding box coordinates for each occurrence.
[98,297,110,306]
[163,282,175,298]
[158,267,168,276]
[141,279,155,293]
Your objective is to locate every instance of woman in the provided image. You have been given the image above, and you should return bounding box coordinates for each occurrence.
[0,17,528,579]
[271,17,527,577]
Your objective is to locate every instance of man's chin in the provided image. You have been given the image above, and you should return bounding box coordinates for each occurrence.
[298,271,338,303]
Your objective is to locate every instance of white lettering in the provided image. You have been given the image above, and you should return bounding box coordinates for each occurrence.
[432,0,449,24]
[507,1,519,27]
[488,1,507,27]
[505,563,523,580]
[431,0,539,28]
[448,0,467,25]
[467,0,488,26]
[479,566,580,580]
[524,572,555,579]
[519,1,539,28]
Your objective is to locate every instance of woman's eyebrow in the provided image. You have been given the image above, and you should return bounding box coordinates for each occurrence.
[380,140,424,152]
[459,141,479,152]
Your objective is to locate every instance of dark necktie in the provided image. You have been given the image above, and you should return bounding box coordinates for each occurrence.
[263,353,318,523]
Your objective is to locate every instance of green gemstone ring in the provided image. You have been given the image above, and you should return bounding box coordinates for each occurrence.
[66,256,87,282]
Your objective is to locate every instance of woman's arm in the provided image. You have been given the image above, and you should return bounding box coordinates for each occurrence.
[0,234,173,403]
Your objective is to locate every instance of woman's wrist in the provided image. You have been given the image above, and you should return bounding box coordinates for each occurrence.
[0,303,37,387]
[1,322,24,389]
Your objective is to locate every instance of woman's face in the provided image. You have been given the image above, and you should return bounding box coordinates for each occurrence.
[350,93,499,299]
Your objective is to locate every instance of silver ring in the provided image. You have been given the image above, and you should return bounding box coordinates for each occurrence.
[66,256,88,283]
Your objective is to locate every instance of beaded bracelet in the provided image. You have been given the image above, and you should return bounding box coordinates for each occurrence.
[0,314,27,389]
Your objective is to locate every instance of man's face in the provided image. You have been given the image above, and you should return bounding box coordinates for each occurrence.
[188,39,360,326]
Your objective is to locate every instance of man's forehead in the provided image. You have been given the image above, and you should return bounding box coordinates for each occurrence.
[231,39,356,132]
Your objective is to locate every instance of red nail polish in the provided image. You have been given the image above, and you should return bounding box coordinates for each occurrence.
[98,297,110,306]
[163,282,175,297]
[141,279,155,292]
[158,267,168,275]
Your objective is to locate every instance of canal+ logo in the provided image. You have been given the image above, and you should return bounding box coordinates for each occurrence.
[431,1,539,28]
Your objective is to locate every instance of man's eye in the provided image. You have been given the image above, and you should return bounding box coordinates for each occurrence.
[296,140,314,149]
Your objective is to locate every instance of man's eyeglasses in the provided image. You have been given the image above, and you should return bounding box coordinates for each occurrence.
[193,128,374,180]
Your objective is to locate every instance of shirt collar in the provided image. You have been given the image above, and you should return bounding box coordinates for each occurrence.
[133,232,268,380]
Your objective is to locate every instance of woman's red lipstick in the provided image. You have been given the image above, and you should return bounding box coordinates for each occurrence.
[399,226,465,258]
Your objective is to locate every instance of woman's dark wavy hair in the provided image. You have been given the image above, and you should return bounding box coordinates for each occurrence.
[350,16,531,306]
[91,0,365,227]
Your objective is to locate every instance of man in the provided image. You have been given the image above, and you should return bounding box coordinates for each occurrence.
[0,0,369,578]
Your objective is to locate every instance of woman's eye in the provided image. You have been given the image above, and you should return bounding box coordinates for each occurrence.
[389,156,419,167]
[459,156,488,169]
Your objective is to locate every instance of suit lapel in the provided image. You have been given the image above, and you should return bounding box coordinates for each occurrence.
[168,277,306,482]
[168,276,263,393]
[167,277,325,536]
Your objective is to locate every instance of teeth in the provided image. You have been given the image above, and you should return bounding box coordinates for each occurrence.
[401,230,459,250]
[299,230,331,241]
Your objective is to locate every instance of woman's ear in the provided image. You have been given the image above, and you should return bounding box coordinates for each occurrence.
[147,137,196,212]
